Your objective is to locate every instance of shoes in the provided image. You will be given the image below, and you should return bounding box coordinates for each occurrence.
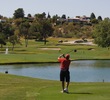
[61,88,69,93]
[61,90,64,93]
[64,88,69,93]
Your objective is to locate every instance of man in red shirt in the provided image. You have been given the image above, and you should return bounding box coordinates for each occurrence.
[58,54,71,93]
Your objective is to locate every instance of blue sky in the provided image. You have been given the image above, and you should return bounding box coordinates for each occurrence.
[0,0,110,19]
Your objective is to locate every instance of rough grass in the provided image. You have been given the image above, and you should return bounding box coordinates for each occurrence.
[0,73,110,100]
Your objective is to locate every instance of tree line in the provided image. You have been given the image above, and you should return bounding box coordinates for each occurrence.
[0,8,110,48]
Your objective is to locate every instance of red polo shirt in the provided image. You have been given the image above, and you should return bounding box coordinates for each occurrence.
[58,58,71,71]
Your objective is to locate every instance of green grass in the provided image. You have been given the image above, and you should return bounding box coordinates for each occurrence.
[0,73,110,100]
[0,38,110,64]
[0,38,110,100]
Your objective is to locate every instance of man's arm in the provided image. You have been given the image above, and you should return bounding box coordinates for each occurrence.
[58,54,65,59]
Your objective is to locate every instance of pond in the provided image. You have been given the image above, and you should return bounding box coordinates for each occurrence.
[0,60,110,82]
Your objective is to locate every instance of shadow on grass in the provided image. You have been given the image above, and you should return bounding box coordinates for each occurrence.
[68,92,93,95]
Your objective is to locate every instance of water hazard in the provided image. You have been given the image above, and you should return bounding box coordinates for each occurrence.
[0,60,110,82]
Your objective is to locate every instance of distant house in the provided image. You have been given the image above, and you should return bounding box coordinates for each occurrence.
[67,18,80,23]
[57,15,91,25]
[67,16,91,24]
[57,18,66,22]
[0,19,6,23]
[24,17,34,23]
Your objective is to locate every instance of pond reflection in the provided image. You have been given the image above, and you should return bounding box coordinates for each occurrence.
[0,60,110,82]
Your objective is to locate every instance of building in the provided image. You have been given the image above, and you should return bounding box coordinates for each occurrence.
[67,16,91,24]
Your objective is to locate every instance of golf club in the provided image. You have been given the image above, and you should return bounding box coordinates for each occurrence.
[59,49,77,57]
[66,49,77,54]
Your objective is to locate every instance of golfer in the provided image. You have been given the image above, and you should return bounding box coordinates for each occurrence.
[58,54,71,93]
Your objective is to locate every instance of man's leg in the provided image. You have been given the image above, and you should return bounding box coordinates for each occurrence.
[66,82,69,89]
[60,71,65,93]
[62,81,65,91]
[64,71,70,93]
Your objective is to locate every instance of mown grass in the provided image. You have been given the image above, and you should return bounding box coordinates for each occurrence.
[0,38,110,100]
[0,73,110,100]
[0,38,110,64]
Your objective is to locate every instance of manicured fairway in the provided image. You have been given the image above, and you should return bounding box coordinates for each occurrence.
[0,38,110,64]
[0,73,110,100]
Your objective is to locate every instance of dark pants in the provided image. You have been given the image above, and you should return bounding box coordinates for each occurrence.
[60,70,70,82]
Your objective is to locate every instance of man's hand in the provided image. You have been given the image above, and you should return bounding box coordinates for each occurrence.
[59,54,65,58]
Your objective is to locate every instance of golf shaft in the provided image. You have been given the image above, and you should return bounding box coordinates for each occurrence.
[66,50,74,54]
[60,49,77,57]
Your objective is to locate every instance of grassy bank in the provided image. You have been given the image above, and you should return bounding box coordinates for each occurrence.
[0,38,110,64]
[0,73,110,100]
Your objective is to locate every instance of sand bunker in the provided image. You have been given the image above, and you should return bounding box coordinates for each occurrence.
[40,48,61,50]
